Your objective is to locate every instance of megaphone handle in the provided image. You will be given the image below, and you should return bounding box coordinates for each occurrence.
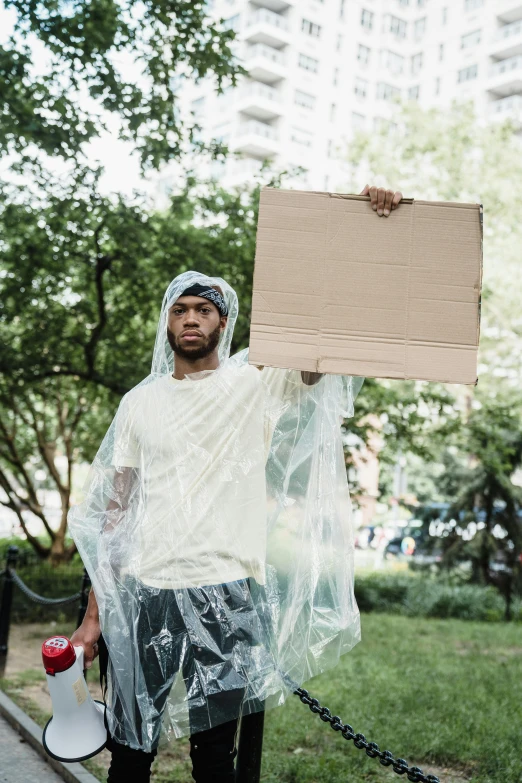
[73,646,85,671]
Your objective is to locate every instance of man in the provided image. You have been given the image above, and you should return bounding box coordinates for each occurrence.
[70,185,403,783]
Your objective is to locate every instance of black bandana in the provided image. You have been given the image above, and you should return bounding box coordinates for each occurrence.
[179,283,228,317]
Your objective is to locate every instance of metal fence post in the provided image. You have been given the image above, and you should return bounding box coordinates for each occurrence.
[77,567,91,630]
[0,546,19,678]
[235,710,265,783]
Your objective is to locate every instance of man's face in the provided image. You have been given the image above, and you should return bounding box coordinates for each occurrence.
[167,295,227,361]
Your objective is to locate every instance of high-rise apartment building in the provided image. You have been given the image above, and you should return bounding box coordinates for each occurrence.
[156,0,522,197]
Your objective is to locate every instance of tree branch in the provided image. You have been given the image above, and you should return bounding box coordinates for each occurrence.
[0,469,50,557]
[19,368,128,396]
[0,415,44,514]
[84,224,111,376]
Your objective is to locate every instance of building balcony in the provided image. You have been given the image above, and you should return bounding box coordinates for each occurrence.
[490,19,522,58]
[222,157,267,185]
[228,157,265,176]
[253,0,294,10]
[488,54,522,96]
[244,43,287,83]
[229,120,279,157]
[489,94,522,129]
[236,81,283,120]
[244,8,291,48]
[497,0,522,24]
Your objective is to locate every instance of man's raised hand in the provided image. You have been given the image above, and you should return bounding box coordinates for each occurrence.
[359,185,403,217]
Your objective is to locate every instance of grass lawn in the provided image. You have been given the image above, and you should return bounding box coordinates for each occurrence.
[1,613,521,783]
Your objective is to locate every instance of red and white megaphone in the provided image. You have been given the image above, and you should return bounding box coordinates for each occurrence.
[42,636,107,762]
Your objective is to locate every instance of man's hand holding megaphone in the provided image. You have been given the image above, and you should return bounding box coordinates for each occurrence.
[71,589,101,669]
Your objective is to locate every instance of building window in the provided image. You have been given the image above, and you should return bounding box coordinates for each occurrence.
[357,44,371,66]
[435,77,441,95]
[354,77,368,98]
[414,17,427,39]
[294,89,316,109]
[408,85,420,101]
[376,82,401,101]
[397,0,409,5]
[457,64,478,82]
[298,53,319,73]
[302,18,322,37]
[464,0,483,11]
[222,13,240,31]
[411,52,423,75]
[442,7,448,24]
[339,0,345,19]
[380,49,404,74]
[333,67,339,86]
[361,9,374,30]
[439,43,445,61]
[417,0,427,6]
[384,14,407,39]
[374,117,398,133]
[461,29,481,48]
[337,34,343,52]
[352,112,365,129]
[291,127,313,147]
[330,103,337,122]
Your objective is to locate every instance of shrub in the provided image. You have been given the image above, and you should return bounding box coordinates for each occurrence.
[354,572,519,622]
[0,546,85,623]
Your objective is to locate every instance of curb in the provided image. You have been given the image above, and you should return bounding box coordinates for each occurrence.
[0,689,100,783]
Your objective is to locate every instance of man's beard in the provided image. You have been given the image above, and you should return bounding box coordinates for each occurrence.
[167,324,222,362]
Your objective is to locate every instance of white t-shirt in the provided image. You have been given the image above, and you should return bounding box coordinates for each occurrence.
[111,363,305,589]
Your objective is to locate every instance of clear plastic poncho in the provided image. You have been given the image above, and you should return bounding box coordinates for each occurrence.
[68,271,363,751]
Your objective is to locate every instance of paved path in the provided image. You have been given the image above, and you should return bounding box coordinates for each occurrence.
[0,713,64,783]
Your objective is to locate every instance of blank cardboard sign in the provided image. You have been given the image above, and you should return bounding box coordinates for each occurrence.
[248,188,483,384]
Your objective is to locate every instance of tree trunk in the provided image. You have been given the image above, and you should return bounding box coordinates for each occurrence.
[478,530,491,586]
[48,493,72,566]
[479,494,494,586]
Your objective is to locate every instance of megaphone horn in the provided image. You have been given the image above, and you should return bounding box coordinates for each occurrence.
[42,636,107,762]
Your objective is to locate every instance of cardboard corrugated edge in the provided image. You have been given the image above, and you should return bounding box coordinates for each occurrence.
[250,188,483,385]
[474,203,484,386]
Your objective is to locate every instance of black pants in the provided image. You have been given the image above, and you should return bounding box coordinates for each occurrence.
[101,578,265,782]
[106,718,238,783]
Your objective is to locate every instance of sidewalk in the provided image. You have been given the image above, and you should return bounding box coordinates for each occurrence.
[0,712,64,783]
[0,689,100,783]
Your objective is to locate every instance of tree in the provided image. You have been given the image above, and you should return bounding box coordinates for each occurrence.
[1,0,243,167]
[437,396,522,620]
[341,103,522,539]
[346,101,522,394]
[0,166,264,562]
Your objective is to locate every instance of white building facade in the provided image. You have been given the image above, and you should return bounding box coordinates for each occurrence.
[156,0,522,194]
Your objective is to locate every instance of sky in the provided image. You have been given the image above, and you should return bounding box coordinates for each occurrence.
[0,3,149,197]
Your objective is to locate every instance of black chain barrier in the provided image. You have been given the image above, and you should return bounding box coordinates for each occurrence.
[1,551,439,782]
[294,688,440,783]
[8,568,81,606]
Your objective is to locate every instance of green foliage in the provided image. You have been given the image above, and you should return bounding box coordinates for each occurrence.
[0,165,265,559]
[4,614,522,782]
[349,377,460,463]
[347,101,522,392]
[0,559,84,622]
[347,104,522,610]
[440,395,522,615]
[1,0,244,166]
[354,572,519,623]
